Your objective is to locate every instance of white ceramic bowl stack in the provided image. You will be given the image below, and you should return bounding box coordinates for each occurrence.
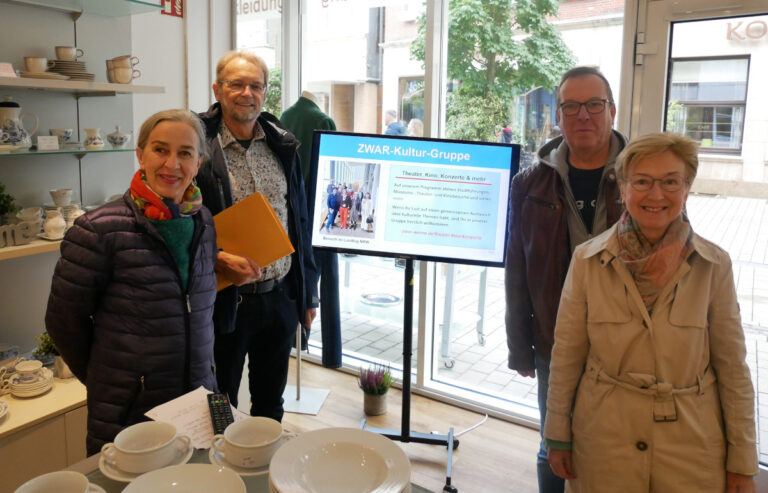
[268,427,412,493]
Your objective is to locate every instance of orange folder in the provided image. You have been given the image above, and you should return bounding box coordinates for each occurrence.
[214,192,295,291]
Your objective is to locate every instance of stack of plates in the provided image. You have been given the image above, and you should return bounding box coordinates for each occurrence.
[268,428,411,493]
[19,71,69,80]
[8,367,53,398]
[50,60,94,81]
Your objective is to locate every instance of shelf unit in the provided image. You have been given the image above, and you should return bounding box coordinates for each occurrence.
[0,1,165,261]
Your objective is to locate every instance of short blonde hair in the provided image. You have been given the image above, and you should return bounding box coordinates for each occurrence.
[615,132,699,184]
[215,50,269,85]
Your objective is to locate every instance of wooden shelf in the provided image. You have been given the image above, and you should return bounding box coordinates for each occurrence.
[0,0,161,17]
[0,239,61,261]
[0,76,164,96]
[0,147,133,157]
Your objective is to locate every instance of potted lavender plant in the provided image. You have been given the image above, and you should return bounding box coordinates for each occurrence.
[358,363,392,416]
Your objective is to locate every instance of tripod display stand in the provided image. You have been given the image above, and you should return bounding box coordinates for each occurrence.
[361,258,460,493]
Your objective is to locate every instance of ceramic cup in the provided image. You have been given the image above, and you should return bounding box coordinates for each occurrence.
[111,55,139,68]
[14,359,43,382]
[16,207,42,224]
[101,421,190,474]
[211,416,283,469]
[15,470,91,493]
[24,57,54,73]
[55,46,84,62]
[50,188,73,207]
[49,128,74,145]
[113,67,140,84]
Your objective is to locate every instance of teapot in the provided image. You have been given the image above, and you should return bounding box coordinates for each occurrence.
[0,97,38,149]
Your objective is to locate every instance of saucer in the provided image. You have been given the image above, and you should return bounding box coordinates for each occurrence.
[208,448,269,477]
[38,232,64,241]
[98,439,194,482]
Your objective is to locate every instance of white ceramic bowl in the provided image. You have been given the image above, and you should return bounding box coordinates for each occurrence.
[101,421,188,474]
[211,416,283,468]
[269,427,411,493]
[14,470,90,493]
[123,464,245,493]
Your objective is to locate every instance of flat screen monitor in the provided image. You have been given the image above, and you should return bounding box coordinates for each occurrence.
[309,131,520,267]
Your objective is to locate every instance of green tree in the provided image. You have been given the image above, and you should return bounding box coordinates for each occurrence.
[264,67,283,117]
[411,0,575,141]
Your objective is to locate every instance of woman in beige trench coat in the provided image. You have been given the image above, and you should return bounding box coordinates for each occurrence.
[544,133,757,493]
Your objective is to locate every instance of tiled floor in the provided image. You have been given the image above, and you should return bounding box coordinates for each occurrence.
[307,193,768,462]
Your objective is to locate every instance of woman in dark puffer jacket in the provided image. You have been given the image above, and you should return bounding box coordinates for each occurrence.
[45,109,218,456]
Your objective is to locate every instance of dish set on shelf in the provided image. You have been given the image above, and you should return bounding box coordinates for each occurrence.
[0,97,131,152]
[0,359,53,398]
[11,47,142,85]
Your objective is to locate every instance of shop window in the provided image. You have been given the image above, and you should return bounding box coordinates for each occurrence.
[666,57,749,153]
[235,1,282,116]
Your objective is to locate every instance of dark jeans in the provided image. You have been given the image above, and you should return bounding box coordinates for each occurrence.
[314,248,342,368]
[536,353,565,493]
[325,209,337,230]
[213,284,299,422]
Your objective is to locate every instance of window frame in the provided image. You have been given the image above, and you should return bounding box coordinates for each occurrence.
[665,54,751,155]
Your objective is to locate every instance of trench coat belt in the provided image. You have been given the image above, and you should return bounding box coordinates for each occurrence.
[585,357,717,422]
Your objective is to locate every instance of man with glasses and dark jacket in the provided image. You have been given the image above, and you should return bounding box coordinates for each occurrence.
[505,66,627,493]
[196,51,318,423]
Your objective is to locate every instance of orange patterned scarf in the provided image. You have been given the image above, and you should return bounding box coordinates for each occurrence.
[616,210,693,313]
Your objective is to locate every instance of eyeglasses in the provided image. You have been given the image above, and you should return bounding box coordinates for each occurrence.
[559,98,612,116]
[218,79,266,93]
[628,173,687,192]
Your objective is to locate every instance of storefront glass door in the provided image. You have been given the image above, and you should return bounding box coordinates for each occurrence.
[628,0,768,464]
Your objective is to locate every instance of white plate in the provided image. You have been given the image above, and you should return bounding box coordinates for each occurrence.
[208,448,269,477]
[123,464,245,493]
[97,438,194,482]
[269,428,411,493]
[20,71,70,80]
[11,383,52,398]
[37,232,64,241]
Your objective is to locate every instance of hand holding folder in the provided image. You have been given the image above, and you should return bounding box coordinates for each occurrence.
[214,192,295,291]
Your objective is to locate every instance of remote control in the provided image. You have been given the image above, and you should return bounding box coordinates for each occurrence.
[207,392,235,435]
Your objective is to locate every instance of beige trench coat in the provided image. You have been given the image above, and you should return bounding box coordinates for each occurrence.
[544,223,757,492]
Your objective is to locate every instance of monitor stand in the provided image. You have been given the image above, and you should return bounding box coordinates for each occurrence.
[361,258,460,493]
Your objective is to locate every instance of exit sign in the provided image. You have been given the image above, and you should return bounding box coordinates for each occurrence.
[161,0,183,18]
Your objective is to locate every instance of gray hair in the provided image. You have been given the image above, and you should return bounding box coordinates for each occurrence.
[137,109,206,157]
[557,66,614,106]
[215,50,269,85]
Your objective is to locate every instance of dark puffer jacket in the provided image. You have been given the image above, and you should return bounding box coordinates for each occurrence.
[45,192,218,455]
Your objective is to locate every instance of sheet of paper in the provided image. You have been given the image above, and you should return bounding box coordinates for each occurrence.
[144,386,250,449]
